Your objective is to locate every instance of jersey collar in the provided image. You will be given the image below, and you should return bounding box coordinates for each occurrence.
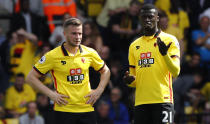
[143,29,161,40]
[61,42,83,56]
[154,29,161,38]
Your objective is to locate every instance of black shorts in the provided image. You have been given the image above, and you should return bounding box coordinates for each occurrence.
[134,103,174,124]
[54,111,97,124]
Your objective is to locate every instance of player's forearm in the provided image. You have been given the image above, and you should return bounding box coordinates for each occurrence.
[163,54,180,77]
[26,70,54,98]
[97,65,110,92]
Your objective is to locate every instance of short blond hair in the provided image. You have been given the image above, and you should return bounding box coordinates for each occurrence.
[63,18,82,29]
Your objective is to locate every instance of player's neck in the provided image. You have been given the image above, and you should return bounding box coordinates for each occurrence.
[144,27,158,36]
[64,43,79,55]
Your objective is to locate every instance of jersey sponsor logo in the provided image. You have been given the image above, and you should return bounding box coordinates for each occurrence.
[39,56,46,64]
[67,68,84,84]
[138,52,154,68]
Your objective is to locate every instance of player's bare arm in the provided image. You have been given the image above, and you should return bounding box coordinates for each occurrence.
[26,69,69,105]
[85,64,110,105]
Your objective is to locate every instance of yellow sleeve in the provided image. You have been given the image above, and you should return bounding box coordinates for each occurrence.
[128,44,136,87]
[5,88,14,110]
[163,36,180,77]
[90,49,105,71]
[34,52,54,75]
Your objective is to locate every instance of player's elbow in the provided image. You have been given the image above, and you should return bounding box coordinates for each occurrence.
[105,66,111,78]
[100,65,111,77]
[26,70,35,85]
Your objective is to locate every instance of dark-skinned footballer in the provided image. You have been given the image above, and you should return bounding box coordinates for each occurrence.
[123,4,180,124]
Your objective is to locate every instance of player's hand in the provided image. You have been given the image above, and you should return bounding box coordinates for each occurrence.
[50,91,69,105]
[123,71,135,85]
[157,37,172,56]
[85,88,103,105]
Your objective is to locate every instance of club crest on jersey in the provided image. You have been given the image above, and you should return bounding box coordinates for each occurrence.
[136,46,140,50]
[154,43,157,47]
[39,56,46,64]
[81,57,85,63]
[139,52,154,68]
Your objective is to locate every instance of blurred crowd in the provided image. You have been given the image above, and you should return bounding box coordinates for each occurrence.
[0,0,209,123]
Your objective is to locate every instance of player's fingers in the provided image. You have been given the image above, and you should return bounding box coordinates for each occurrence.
[125,71,129,75]
[56,99,62,105]
[84,93,91,98]
[123,71,130,79]
[157,37,161,42]
[131,76,135,80]
[60,98,68,105]
[60,94,69,98]
[91,99,97,105]
[157,38,161,46]
[86,97,93,104]
[167,42,172,48]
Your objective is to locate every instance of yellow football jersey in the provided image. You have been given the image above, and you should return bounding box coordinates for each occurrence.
[34,43,104,113]
[128,31,180,106]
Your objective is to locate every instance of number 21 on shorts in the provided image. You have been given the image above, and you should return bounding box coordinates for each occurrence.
[162,111,173,123]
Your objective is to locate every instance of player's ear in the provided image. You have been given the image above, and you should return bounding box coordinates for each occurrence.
[157,15,159,22]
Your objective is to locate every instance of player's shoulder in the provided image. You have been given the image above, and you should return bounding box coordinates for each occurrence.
[160,31,178,43]
[80,45,98,54]
[44,45,62,58]
[130,36,143,47]
[160,31,180,49]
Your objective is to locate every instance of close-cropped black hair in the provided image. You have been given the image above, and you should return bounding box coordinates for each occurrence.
[158,10,168,18]
[141,4,157,12]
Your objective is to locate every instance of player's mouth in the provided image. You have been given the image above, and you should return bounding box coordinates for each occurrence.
[75,41,81,43]
[144,22,152,26]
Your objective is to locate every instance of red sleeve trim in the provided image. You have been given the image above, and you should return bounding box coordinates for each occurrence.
[171,55,180,59]
[129,65,135,68]
[97,63,105,72]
